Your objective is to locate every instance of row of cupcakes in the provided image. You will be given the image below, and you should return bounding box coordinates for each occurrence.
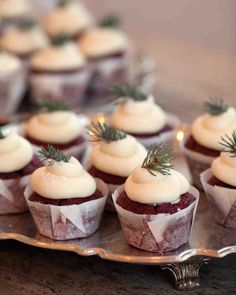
[0,0,131,114]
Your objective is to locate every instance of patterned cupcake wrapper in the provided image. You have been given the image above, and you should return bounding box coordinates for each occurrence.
[112,185,199,253]
[0,175,30,214]
[24,178,108,240]
[201,169,236,228]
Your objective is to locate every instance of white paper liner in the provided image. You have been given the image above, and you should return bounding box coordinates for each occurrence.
[24,178,108,240]
[180,133,216,190]
[112,185,199,252]
[29,68,90,108]
[0,68,26,115]
[133,113,181,148]
[201,169,236,228]
[0,175,30,214]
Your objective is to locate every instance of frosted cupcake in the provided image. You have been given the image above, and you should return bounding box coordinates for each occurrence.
[24,100,87,158]
[79,27,131,97]
[0,50,26,114]
[0,130,42,214]
[113,143,199,252]
[181,99,236,189]
[87,122,147,210]
[29,36,89,107]
[43,0,93,39]
[110,85,180,147]
[25,145,108,240]
[201,131,236,228]
[0,20,48,66]
[0,0,32,30]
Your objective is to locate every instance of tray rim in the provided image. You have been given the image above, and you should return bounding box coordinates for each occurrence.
[1,232,236,264]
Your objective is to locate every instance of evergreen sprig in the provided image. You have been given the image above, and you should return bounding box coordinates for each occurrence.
[204,98,228,116]
[219,130,236,157]
[38,99,69,112]
[111,84,148,101]
[19,19,36,30]
[51,33,71,46]
[100,14,120,28]
[38,145,69,165]
[0,128,5,139]
[142,143,174,176]
[57,0,71,7]
[88,122,126,143]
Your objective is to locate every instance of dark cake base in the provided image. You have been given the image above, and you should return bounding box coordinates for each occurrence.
[129,124,173,139]
[89,166,126,185]
[185,135,220,157]
[208,176,236,189]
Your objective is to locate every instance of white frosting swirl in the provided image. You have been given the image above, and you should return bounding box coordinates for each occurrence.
[192,107,236,150]
[0,51,22,75]
[125,166,190,204]
[0,26,48,56]
[26,111,83,144]
[31,157,96,199]
[0,0,31,19]
[211,152,236,186]
[111,96,167,134]
[79,28,129,58]
[92,135,147,177]
[31,42,85,71]
[0,133,33,172]
[44,1,93,37]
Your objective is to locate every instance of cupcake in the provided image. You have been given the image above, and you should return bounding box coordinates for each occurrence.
[113,143,199,252]
[181,98,236,189]
[201,131,236,228]
[87,122,147,211]
[43,0,93,39]
[0,130,42,214]
[78,27,131,97]
[29,36,89,107]
[0,0,32,30]
[0,20,48,66]
[24,100,87,158]
[110,84,180,147]
[24,145,108,240]
[0,50,26,114]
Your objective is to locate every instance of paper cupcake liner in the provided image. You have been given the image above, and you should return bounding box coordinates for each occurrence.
[0,68,26,115]
[180,135,216,190]
[24,178,108,240]
[0,175,30,214]
[112,185,199,252]
[134,113,181,148]
[29,68,90,108]
[201,169,236,228]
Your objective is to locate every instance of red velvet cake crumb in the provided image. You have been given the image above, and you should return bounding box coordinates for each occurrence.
[129,124,173,138]
[25,135,85,150]
[208,176,236,189]
[89,166,127,185]
[0,155,43,180]
[116,191,196,215]
[29,189,103,206]
[185,135,220,157]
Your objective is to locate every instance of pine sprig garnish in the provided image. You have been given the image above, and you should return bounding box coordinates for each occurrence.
[18,19,36,31]
[219,130,236,157]
[88,122,126,143]
[204,98,228,116]
[51,33,71,46]
[37,99,69,112]
[142,143,174,176]
[0,128,5,139]
[111,84,148,101]
[100,14,120,28]
[57,0,71,7]
[38,145,69,165]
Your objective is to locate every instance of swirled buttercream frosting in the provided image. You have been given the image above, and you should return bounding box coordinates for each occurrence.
[211,152,236,187]
[0,51,22,75]
[192,107,236,150]
[91,135,147,177]
[79,28,129,58]
[111,95,167,134]
[0,133,33,172]
[26,111,83,144]
[0,0,30,19]
[125,166,190,204]
[31,157,96,199]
